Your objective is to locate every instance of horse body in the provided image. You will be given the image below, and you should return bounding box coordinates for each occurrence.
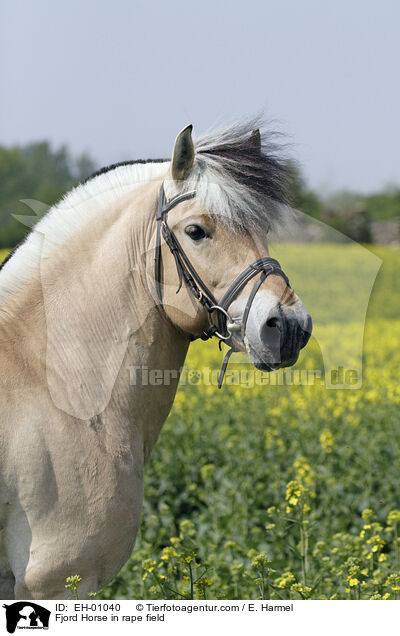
[0,178,189,597]
[0,120,312,598]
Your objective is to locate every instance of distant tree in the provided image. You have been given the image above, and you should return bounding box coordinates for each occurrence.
[320,190,372,242]
[0,142,97,248]
[286,160,324,219]
[364,185,400,221]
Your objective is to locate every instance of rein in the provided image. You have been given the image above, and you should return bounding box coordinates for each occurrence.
[154,184,290,387]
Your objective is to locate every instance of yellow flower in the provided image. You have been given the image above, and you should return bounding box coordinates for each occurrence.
[320,430,334,453]
[161,547,177,561]
[361,509,375,521]
[285,480,304,504]
[387,510,400,525]
[349,578,359,587]
[275,572,295,589]
[142,559,156,572]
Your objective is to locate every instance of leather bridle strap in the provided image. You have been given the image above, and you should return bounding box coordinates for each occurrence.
[217,257,290,333]
[155,185,198,304]
[154,183,291,387]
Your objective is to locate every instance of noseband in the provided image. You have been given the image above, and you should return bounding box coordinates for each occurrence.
[154,184,290,387]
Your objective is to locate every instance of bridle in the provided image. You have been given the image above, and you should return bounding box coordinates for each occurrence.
[154,183,290,387]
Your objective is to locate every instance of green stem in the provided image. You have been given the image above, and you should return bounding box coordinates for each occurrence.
[300,508,307,588]
[189,562,194,600]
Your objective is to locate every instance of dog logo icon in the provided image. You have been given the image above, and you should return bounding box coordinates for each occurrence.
[3,602,50,633]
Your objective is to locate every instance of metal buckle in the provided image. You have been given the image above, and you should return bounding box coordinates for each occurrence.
[227,320,241,333]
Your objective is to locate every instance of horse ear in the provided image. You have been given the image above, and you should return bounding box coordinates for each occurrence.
[171,124,195,181]
[249,128,261,152]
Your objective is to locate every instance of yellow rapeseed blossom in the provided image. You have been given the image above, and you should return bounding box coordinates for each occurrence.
[348,578,359,587]
[285,481,304,503]
[320,429,335,453]
[387,510,400,525]
[274,572,296,589]
[161,546,177,562]
[293,457,315,486]
[385,573,400,591]
[361,509,375,521]
[366,535,385,553]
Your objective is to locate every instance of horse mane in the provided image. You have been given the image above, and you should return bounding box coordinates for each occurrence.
[187,116,292,233]
[0,118,292,305]
[0,161,169,304]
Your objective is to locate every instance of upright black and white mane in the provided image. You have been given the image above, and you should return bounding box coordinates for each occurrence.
[189,119,290,232]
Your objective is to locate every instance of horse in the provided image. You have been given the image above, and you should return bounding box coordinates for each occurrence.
[0,119,312,599]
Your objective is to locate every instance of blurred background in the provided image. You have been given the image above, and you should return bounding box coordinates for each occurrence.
[0,0,399,247]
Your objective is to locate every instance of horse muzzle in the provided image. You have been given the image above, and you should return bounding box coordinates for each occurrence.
[242,293,313,372]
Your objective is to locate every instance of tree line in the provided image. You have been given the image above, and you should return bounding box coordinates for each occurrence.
[0,141,399,248]
[0,142,96,248]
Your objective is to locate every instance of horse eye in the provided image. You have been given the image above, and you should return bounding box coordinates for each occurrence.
[185,224,209,241]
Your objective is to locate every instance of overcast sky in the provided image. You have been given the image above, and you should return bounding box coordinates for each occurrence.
[1,0,399,193]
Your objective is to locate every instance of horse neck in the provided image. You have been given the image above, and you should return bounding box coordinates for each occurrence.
[0,181,190,437]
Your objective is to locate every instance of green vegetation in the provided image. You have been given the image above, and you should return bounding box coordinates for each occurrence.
[0,142,96,248]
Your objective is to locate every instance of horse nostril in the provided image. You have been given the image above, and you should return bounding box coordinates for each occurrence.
[266,316,280,330]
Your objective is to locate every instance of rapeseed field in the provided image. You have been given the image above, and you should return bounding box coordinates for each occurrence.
[100,244,400,600]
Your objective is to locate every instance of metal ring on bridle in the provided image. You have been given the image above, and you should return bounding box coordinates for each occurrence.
[208,305,233,340]
[212,329,231,341]
[208,305,232,321]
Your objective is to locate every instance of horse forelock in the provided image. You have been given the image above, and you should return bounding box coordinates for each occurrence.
[185,117,293,234]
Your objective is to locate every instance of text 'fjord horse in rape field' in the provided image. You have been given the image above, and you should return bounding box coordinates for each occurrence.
[0,120,312,598]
